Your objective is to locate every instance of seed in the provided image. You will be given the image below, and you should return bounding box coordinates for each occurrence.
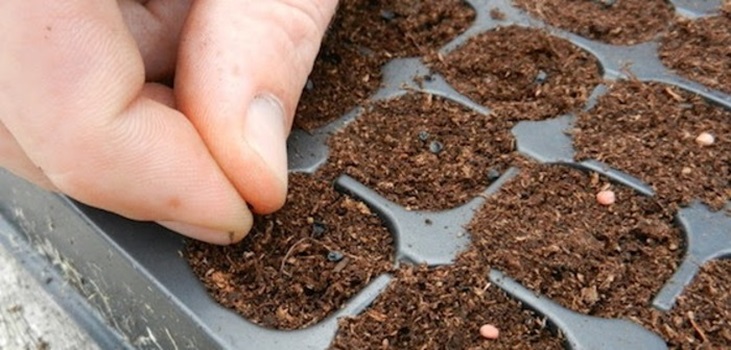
[380,10,396,21]
[695,132,714,146]
[681,167,692,175]
[596,190,616,206]
[479,324,500,339]
[486,168,501,182]
[594,0,616,7]
[534,70,548,84]
[312,221,327,236]
[418,131,430,142]
[429,140,444,154]
[327,251,344,262]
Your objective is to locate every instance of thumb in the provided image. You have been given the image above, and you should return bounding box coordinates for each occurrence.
[0,0,253,244]
[176,0,338,214]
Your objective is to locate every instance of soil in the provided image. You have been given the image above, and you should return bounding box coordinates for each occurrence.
[294,0,475,130]
[513,0,675,45]
[650,259,731,349]
[185,173,394,329]
[331,254,564,349]
[322,92,515,211]
[468,163,683,320]
[659,8,731,95]
[427,25,602,121]
[293,34,384,131]
[339,0,476,58]
[573,80,731,211]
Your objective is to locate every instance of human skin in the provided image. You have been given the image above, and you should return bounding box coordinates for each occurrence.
[0,0,339,244]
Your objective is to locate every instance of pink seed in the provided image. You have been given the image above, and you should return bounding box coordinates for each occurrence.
[596,190,616,206]
[479,324,500,339]
[695,132,715,146]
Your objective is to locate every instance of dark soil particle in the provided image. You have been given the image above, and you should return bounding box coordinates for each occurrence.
[660,8,731,95]
[322,93,515,211]
[468,164,682,321]
[513,0,674,45]
[573,80,731,211]
[295,0,476,130]
[185,173,394,329]
[428,25,601,121]
[650,259,731,349]
[331,256,563,349]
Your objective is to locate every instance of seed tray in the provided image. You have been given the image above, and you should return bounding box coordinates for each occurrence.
[0,0,729,349]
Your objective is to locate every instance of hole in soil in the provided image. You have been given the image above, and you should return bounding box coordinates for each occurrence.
[184,173,394,330]
[322,92,515,211]
[294,0,476,131]
[331,261,564,349]
[513,0,674,45]
[659,7,731,95]
[468,164,683,329]
[427,25,602,121]
[573,80,731,211]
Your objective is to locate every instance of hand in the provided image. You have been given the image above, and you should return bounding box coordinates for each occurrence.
[0,0,338,244]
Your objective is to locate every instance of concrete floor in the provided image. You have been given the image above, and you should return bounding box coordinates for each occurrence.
[0,243,98,350]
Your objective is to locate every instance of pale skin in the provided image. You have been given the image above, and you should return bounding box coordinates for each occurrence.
[0,0,339,244]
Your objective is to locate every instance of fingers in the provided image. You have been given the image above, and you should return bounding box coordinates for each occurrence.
[118,0,192,81]
[176,0,339,214]
[0,1,252,244]
[0,122,56,190]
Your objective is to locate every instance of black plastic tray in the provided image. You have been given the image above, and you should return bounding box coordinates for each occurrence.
[1,0,729,349]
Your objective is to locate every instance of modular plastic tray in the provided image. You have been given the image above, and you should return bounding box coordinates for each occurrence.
[0,0,729,349]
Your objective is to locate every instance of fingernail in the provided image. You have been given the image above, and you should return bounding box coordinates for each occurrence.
[158,221,246,245]
[243,94,288,185]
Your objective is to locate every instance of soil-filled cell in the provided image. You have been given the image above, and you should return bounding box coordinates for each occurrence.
[331,257,563,349]
[468,164,682,321]
[340,0,476,57]
[185,173,394,329]
[429,25,601,121]
[514,0,674,45]
[660,8,731,95]
[323,93,514,211]
[573,80,731,211]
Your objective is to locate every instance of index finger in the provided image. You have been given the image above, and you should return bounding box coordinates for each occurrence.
[176,0,339,214]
